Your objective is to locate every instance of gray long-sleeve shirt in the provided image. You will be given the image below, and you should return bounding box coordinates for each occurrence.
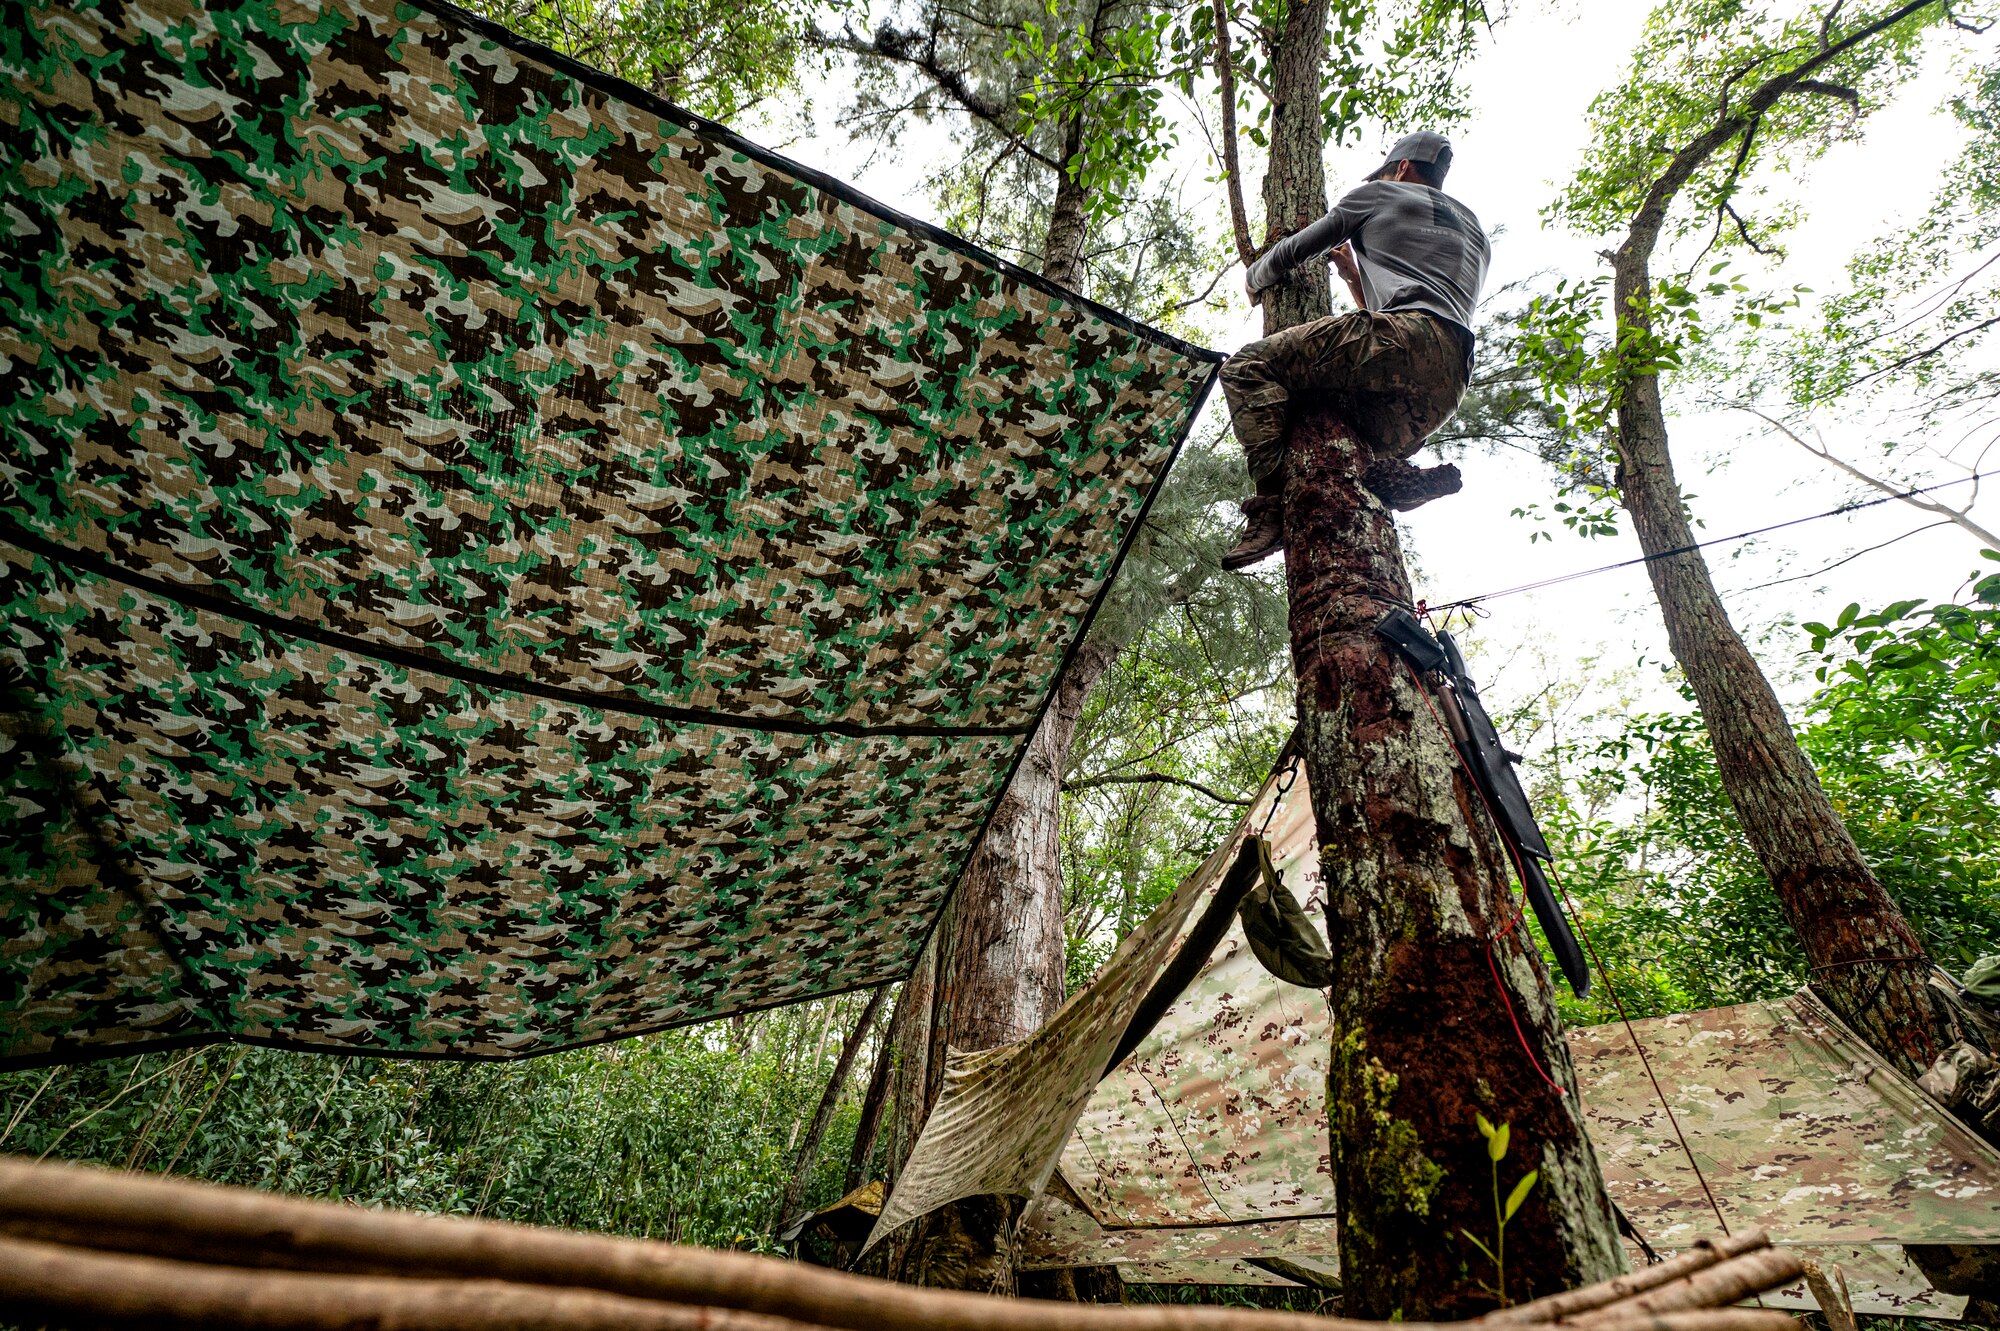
[1248,180,1490,363]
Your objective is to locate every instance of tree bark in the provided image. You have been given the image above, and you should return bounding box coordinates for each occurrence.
[1247,0,1620,1309]
[1042,117,1091,292]
[1612,255,1959,1082]
[1284,414,1624,1317]
[779,988,890,1230]
[884,637,1117,1288]
[1256,0,1333,337]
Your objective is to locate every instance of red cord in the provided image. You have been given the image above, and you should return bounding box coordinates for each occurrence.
[1400,659,1565,1097]
[1485,935,1567,1096]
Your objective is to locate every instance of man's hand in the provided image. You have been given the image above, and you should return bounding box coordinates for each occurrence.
[1245,275,1265,306]
[1329,243,1366,310]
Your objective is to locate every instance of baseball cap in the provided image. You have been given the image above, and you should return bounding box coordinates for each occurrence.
[1370,131,1452,182]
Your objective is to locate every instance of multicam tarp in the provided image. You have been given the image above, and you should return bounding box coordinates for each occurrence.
[869,767,2000,1316]
[860,761,1310,1250]
[0,0,1217,1067]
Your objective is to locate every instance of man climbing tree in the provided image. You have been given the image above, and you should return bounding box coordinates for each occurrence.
[1218,96,1625,1320]
[1220,131,1486,567]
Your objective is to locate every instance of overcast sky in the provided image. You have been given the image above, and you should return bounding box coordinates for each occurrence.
[739,2,1998,724]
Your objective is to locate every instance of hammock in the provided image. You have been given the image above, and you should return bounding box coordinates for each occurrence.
[0,0,1217,1066]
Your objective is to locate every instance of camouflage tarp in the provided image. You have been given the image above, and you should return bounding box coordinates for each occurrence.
[0,0,1217,1067]
[859,768,1297,1248]
[859,761,1311,1250]
[869,769,2000,1314]
[1061,759,1329,1229]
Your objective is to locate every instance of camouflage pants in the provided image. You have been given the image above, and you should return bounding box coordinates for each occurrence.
[1221,309,1469,485]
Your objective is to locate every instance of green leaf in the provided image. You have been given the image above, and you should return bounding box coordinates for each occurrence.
[1504,1169,1539,1221]
[1488,1121,1510,1162]
[1475,1112,1495,1139]
[1459,1228,1498,1262]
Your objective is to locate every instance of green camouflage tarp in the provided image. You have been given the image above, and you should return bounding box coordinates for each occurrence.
[867,768,2000,1314]
[0,0,1217,1067]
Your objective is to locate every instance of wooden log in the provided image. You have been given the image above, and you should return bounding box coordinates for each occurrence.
[1565,1313,1798,1331]
[1487,1232,1773,1325]
[0,1156,1359,1331]
[1569,1250,1805,1324]
[0,1156,1800,1331]
[0,1234,823,1331]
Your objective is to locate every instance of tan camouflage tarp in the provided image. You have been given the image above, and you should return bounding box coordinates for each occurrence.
[863,760,1312,1250]
[1062,762,1327,1229]
[870,768,2000,1315]
[860,765,1299,1248]
[0,0,1217,1068]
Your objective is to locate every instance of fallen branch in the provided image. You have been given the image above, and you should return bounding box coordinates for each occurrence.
[0,1234,818,1331]
[1568,1314,1798,1331]
[1572,1248,1805,1324]
[1486,1231,1771,1324]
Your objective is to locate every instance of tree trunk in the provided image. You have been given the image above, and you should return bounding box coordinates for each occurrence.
[845,985,905,1194]
[940,642,1106,1052]
[885,637,1116,1289]
[1248,0,1619,1309]
[779,987,890,1230]
[1256,0,1333,337]
[1284,414,1624,1318]
[1611,251,1961,1083]
[1042,119,1091,292]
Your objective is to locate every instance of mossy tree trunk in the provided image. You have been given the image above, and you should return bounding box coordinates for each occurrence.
[1249,0,1622,1311]
[1282,414,1624,1317]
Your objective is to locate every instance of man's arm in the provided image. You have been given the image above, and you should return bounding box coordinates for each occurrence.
[1245,185,1378,294]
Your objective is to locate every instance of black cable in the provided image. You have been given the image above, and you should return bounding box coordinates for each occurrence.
[1430,468,1999,611]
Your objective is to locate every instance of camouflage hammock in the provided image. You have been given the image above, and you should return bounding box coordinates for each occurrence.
[0,0,1218,1066]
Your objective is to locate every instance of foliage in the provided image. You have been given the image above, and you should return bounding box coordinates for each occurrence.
[1548,1,1937,245]
[0,997,881,1248]
[463,0,822,119]
[1010,0,1179,226]
[1460,1114,1537,1309]
[1513,584,2000,1026]
[1508,0,1962,543]
[1772,52,2000,434]
[1061,545,1291,988]
[1515,267,1804,468]
[1805,574,2000,789]
[1162,0,1480,151]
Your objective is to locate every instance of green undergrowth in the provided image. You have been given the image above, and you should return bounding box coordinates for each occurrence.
[0,1001,870,1249]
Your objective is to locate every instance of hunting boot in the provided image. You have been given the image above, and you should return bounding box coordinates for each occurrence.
[1221,493,1285,570]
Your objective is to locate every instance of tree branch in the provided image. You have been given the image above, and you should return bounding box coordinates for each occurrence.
[1791,77,1861,107]
[810,24,1062,171]
[1621,0,1940,266]
[1734,520,1951,594]
[1817,312,2000,401]
[1211,0,1258,268]
[1736,403,2000,551]
[1063,771,1254,805]
[1723,200,1771,255]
